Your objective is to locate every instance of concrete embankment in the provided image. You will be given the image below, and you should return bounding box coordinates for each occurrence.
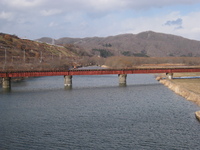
[160,79,200,106]
[159,79,200,121]
[195,111,200,121]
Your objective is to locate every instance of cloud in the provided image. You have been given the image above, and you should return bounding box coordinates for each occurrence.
[126,0,200,9]
[0,11,13,20]
[1,0,200,40]
[2,0,44,9]
[49,22,58,27]
[165,18,183,26]
[61,0,200,12]
[82,10,200,40]
[63,0,200,13]
[164,18,183,30]
[41,9,62,16]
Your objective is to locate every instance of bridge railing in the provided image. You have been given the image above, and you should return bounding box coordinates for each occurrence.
[1,67,200,77]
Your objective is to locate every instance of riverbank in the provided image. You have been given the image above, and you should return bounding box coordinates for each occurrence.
[159,77,200,121]
[159,79,200,106]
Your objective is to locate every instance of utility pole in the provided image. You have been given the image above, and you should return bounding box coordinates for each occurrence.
[40,50,42,63]
[4,47,7,64]
[51,46,53,60]
[24,49,26,63]
[52,38,55,45]
[2,47,7,70]
[59,52,62,60]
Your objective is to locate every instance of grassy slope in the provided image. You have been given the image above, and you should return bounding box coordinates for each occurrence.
[0,33,81,70]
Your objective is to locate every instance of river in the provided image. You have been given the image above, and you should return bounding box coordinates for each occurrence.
[0,72,200,149]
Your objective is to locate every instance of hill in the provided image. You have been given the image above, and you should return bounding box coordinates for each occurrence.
[0,33,84,71]
[37,31,200,57]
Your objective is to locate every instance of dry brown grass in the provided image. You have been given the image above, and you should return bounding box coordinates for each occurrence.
[173,72,200,77]
[170,78,200,95]
[160,77,200,106]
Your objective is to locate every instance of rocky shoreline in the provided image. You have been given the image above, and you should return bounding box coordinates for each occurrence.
[159,79,200,121]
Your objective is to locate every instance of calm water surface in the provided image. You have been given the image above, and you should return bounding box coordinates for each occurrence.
[0,72,200,150]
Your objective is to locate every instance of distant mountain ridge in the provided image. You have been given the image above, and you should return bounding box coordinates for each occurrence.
[37,31,200,57]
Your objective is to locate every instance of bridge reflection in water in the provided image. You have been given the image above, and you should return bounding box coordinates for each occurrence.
[1,67,200,89]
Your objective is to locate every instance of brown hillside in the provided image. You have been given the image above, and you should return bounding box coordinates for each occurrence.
[0,33,83,71]
[38,31,200,57]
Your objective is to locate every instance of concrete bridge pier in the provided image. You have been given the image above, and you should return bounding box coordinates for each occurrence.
[118,74,127,86]
[64,75,72,87]
[166,73,173,80]
[2,77,11,89]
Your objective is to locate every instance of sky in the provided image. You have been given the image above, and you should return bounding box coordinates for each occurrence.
[1,0,200,40]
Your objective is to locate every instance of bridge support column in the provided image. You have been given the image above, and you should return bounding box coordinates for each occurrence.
[64,75,72,87]
[118,74,127,86]
[166,73,173,80]
[2,77,11,89]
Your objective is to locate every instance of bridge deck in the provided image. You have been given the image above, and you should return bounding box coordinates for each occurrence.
[1,67,200,77]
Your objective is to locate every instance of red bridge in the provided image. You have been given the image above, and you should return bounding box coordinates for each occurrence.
[1,67,200,89]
